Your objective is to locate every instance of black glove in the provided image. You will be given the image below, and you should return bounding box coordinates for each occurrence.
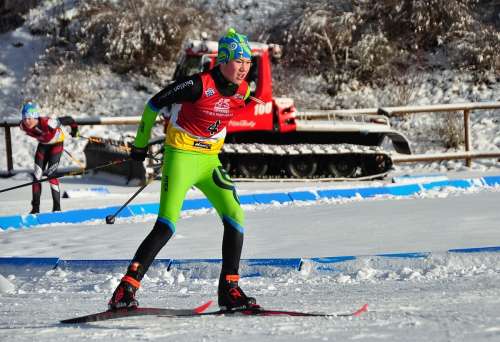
[130,145,148,162]
[70,123,79,138]
[59,116,79,137]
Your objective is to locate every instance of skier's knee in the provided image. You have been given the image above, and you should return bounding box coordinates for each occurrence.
[223,215,244,234]
[155,216,176,235]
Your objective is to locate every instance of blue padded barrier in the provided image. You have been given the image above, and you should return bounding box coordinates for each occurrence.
[387,184,422,196]
[129,203,159,216]
[0,257,59,267]
[375,252,430,259]
[310,256,357,263]
[253,192,292,204]
[243,258,302,269]
[2,175,500,230]
[20,214,39,228]
[57,258,172,270]
[36,206,134,226]
[1,246,499,277]
[422,179,472,191]
[0,215,23,230]
[448,246,500,253]
[317,188,359,199]
[182,198,212,210]
[355,187,391,198]
[483,176,500,186]
[288,191,318,201]
[238,194,257,205]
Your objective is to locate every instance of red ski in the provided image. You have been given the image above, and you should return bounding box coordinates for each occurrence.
[60,301,212,324]
[160,303,368,318]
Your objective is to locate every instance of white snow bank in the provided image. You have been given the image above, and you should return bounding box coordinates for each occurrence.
[0,273,15,294]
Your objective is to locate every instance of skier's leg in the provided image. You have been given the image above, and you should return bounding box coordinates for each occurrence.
[109,147,198,309]
[46,143,63,211]
[196,160,255,309]
[198,165,245,276]
[30,144,45,214]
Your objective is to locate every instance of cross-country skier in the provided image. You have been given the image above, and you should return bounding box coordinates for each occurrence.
[108,28,259,311]
[19,101,79,214]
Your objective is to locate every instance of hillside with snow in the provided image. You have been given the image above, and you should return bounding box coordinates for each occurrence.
[0,0,499,173]
[1,2,500,340]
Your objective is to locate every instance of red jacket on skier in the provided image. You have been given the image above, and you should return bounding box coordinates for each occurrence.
[19,101,78,214]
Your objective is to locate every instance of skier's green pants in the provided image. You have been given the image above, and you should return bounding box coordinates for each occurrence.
[127,146,245,281]
[158,146,244,230]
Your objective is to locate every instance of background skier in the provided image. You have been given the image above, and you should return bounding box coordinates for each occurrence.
[19,101,79,214]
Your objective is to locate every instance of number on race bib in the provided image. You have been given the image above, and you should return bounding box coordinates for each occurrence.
[207,120,221,135]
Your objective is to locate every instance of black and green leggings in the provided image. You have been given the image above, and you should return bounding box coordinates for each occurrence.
[128,146,245,281]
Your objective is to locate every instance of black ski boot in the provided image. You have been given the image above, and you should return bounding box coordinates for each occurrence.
[108,278,139,310]
[29,205,39,214]
[52,203,61,212]
[108,262,144,310]
[218,274,258,310]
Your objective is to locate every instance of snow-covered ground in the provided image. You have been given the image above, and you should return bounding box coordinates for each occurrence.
[1,2,500,341]
[1,174,500,341]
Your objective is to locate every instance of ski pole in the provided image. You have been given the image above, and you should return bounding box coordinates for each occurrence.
[0,158,130,194]
[76,134,132,153]
[105,177,154,224]
[105,151,163,224]
[63,149,86,168]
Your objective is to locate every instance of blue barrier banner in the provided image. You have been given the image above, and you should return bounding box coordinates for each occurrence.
[483,176,500,186]
[0,257,59,267]
[288,191,317,201]
[253,193,292,204]
[1,175,499,229]
[376,252,430,259]
[448,246,500,254]
[169,258,302,270]
[238,194,257,205]
[359,187,391,197]
[36,206,134,225]
[20,214,39,228]
[317,188,358,199]
[182,198,212,210]
[0,215,23,230]
[129,203,159,216]
[310,256,357,263]
[422,179,472,190]
[244,258,302,269]
[388,184,422,196]
[57,259,172,270]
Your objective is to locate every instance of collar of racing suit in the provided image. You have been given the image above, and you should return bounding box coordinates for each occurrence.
[210,67,239,97]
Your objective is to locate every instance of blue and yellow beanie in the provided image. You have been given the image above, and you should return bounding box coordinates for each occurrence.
[217,28,252,64]
[21,102,40,119]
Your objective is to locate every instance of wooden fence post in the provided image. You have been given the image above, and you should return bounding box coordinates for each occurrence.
[4,126,14,174]
[464,109,471,167]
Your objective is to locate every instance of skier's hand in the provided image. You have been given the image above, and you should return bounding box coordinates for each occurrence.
[130,145,148,162]
[70,123,79,138]
[59,116,79,137]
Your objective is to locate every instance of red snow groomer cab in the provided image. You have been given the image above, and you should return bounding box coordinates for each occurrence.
[168,37,412,179]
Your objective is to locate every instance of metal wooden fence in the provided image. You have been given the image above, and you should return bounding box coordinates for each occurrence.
[1,101,499,174]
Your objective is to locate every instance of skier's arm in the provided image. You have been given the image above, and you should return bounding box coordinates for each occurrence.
[134,75,202,148]
[59,116,79,137]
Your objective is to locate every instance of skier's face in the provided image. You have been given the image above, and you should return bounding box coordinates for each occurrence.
[23,117,38,129]
[220,58,251,85]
